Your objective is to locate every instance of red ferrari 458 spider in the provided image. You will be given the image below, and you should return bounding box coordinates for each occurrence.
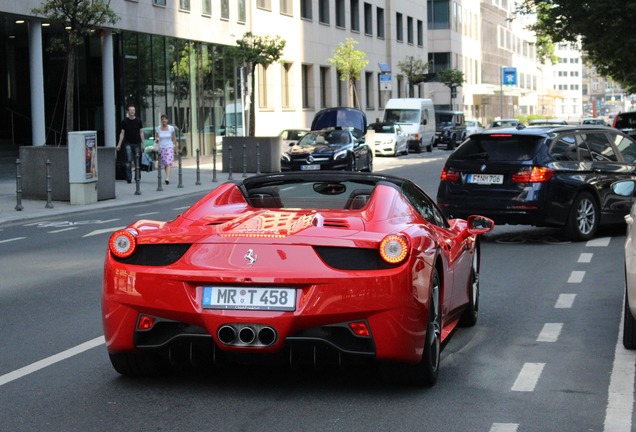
[102,171,493,386]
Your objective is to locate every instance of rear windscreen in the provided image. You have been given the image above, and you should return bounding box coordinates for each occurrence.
[452,135,545,161]
[615,113,636,129]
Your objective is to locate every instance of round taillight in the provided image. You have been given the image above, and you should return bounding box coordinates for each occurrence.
[109,229,138,259]
[379,234,409,264]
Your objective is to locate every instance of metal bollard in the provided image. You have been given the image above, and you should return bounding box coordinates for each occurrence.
[212,143,217,182]
[256,142,261,175]
[196,149,201,185]
[177,150,183,188]
[156,150,163,191]
[45,159,54,208]
[15,158,23,211]
[134,147,141,195]
[227,144,233,180]
[242,143,248,178]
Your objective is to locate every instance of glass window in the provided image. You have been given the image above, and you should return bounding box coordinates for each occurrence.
[396,13,403,41]
[453,136,545,161]
[350,0,360,32]
[320,66,331,108]
[153,0,166,6]
[402,182,448,227]
[364,2,372,35]
[407,16,413,44]
[202,0,211,15]
[428,52,450,73]
[238,0,246,21]
[376,8,385,38]
[319,0,330,24]
[613,134,636,163]
[427,0,450,30]
[365,72,374,109]
[417,20,423,46]
[220,0,228,18]
[301,0,312,19]
[336,0,345,27]
[549,135,579,161]
[257,0,271,11]
[578,133,617,162]
[302,64,314,109]
[280,0,292,16]
[281,63,292,109]
[180,0,190,11]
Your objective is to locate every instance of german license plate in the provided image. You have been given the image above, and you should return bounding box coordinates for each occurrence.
[468,174,503,185]
[202,286,296,311]
[300,164,320,171]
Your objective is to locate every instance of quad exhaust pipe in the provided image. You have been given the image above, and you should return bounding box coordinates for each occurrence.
[217,324,278,347]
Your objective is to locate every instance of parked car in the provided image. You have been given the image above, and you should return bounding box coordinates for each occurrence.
[281,128,373,172]
[434,110,466,150]
[488,118,523,129]
[369,121,409,156]
[465,119,485,137]
[528,119,568,126]
[279,128,309,146]
[608,180,636,349]
[437,125,636,240]
[102,171,494,385]
[612,111,636,138]
[581,117,606,126]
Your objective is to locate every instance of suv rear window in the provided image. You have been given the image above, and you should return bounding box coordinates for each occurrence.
[614,112,636,129]
[452,135,545,161]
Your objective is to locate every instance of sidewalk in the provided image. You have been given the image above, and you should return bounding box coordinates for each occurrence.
[0,155,249,225]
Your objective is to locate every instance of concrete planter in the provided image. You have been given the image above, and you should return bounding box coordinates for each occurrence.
[19,146,116,201]
[222,136,281,174]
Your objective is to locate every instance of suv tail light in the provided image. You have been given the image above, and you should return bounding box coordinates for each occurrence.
[511,167,554,183]
[441,167,460,182]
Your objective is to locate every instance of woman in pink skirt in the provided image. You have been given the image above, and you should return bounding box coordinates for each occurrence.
[154,114,177,184]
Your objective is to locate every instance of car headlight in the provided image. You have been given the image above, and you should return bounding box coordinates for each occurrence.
[383,139,396,146]
[281,153,290,162]
[334,149,348,160]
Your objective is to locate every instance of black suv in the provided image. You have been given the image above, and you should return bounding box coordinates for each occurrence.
[434,110,466,150]
[613,111,636,137]
[437,125,636,240]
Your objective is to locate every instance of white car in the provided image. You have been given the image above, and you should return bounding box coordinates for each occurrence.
[369,122,409,156]
[465,120,484,137]
[611,180,636,348]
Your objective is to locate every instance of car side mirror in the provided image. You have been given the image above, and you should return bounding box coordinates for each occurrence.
[466,215,494,234]
[612,180,636,197]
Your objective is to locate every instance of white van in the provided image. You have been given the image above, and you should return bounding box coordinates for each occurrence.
[383,98,436,153]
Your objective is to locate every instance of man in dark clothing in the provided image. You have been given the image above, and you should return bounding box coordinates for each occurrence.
[116,104,144,183]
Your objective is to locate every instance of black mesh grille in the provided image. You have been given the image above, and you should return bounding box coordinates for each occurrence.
[113,244,192,266]
[313,246,398,270]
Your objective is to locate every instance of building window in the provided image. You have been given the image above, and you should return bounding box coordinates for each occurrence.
[337,71,346,106]
[238,0,246,22]
[428,52,451,73]
[302,64,314,109]
[180,0,190,12]
[396,13,403,42]
[320,66,331,108]
[220,0,229,18]
[376,8,385,39]
[202,0,211,16]
[351,0,360,32]
[336,0,345,27]
[427,0,450,30]
[319,0,330,24]
[281,0,292,16]
[258,65,269,108]
[364,3,372,36]
[301,0,312,19]
[397,76,403,98]
[366,72,374,109]
[417,20,423,46]
[153,0,166,6]
[281,63,293,109]
[407,16,413,44]
[257,0,272,11]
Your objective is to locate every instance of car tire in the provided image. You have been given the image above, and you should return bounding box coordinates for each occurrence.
[346,155,355,171]
[447,135,456,151]
[363,154,373,172]
[381,269,441,387]
[624,285,636,349]
[108,352,171,377]
[392,144,398,157]
[427,137,433,153]
[459,249,479,327]
[564,192,599,241]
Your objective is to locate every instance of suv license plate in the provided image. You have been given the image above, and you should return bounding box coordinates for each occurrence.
[202,286,296,311]
[468,174,503,184]
[300,164,320,171]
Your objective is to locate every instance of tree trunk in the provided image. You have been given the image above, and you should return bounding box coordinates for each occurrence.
[66,48,76,134]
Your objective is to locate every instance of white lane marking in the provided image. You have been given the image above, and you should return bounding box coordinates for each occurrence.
[511,362,545,392]
[174,206,190,210]
[555,294,576,309]
[0,237,26,244]
[568,271,585,283]
[48,227,78,234]
[490,424,518,432]
[83,227,126,237]
[0,336,105,387]
[604,297,636,432]
[537,323,563,342]
[587,237,611,247]
[136,212,160,216]
[578,253,593,263]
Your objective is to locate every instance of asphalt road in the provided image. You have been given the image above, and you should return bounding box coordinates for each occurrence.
[0,150,633,432]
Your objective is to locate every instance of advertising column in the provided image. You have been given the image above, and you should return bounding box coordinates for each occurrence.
[68,131,98,205]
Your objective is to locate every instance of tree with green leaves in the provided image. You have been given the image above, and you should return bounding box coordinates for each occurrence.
[32,0,119,135]
[228,32,286,137]
[397,56,431,98]
[437,69,465,110]
[328,38,368,109]
[515,0,636,92]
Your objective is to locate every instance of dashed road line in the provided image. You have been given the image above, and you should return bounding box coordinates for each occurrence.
[578,252,593,263]
[555,294,576,309]
[489,424,518,432]
[511,362,545,392]
[48,227,78,234]
[537,323,563,342]
[587,237,611,247]
[567,270,585,283]
[0,237,26,244]
[136,212,160,216]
